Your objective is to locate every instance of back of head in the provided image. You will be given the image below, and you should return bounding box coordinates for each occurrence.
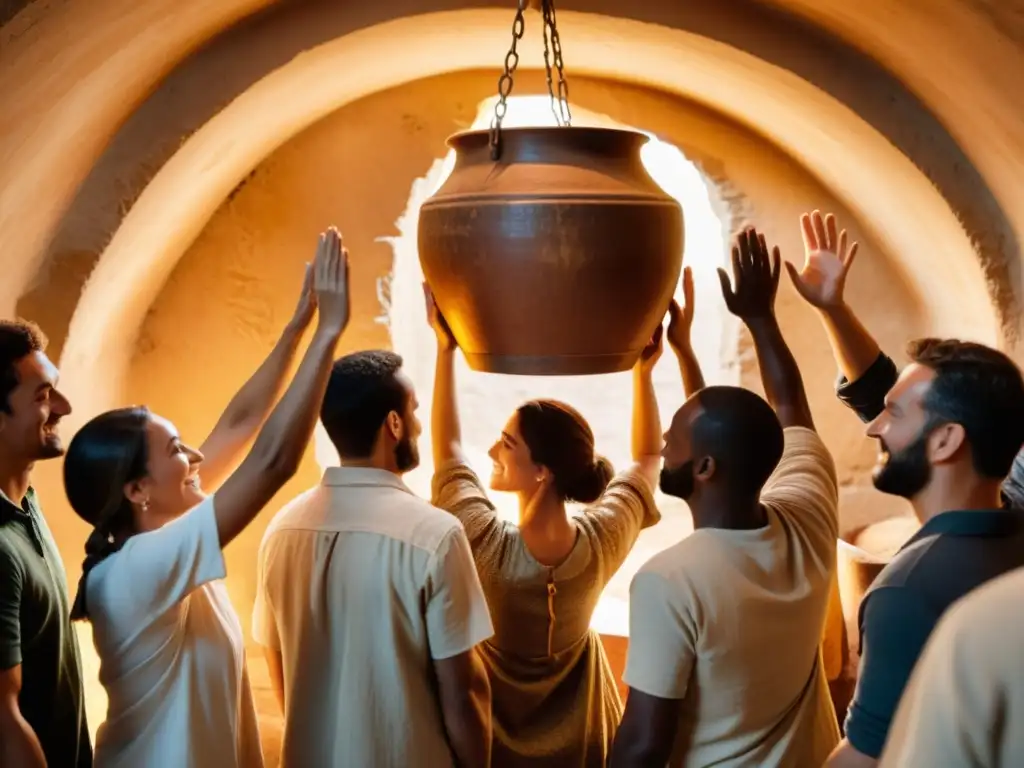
[63,406,151,620]
[516,399,613,504]
[321,350,406,460]
[0,319,47,414]
[909,338,1024,479]
[691,386,784,495]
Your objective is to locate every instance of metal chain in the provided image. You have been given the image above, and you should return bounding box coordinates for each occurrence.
[489,0,528,160]
[543,0,572,126]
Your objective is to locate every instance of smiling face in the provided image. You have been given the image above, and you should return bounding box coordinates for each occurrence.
[0,351,72,464]
[126,414,205,527]
[487,411,545,495]
[866,363,937,498]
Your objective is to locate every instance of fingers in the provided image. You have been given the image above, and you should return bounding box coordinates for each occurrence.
[843,241,859,271]
[667,298,682,322]
[682,266,694,308]
[717,266,735,307]
[784,260,811,301]
[825,213,838,253]
[770,246,782,286]
[800,213,817,255]
[812,210,828,253]
[650,323,664,346]
[756,232,772,280]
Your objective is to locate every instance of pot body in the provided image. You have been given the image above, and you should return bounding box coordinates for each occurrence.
[418,126,684,375]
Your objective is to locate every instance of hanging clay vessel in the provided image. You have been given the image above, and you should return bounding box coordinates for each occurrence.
[418,126,684,375]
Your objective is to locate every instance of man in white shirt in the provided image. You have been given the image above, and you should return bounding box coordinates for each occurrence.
[253,350,494,768]
[612,228,840,767]
[880,565,1024,767]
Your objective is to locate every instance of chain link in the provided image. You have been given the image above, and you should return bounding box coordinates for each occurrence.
[543,0,572,126]
[489,0,573,160]
[489,0,528,160]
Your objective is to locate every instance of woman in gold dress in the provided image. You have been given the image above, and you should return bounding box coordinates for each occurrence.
[425,289,664,767]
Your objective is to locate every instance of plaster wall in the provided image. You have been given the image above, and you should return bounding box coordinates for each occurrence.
[2,1,1004,356]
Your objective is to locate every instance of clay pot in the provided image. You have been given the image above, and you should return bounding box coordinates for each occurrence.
[418,126,684,375]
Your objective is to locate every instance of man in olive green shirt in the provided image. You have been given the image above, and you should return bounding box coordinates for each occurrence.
[0,319,91,767]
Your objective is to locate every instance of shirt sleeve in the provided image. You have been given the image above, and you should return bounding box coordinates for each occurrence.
[622,570,695,700]
[251,529,280,650]
[0,547,23,670]
[431,460,506,560]
[844,586,940,759]
[835,352,900,423]
[425,526,495,660]
[761,427,840,564]
[98,494,225,624]
[580,465,661,579]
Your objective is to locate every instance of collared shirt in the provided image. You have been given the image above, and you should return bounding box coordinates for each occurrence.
[253,467,494,768]
[880,565,1024,767]
[0,486,92,767]
[845,507,1024,757]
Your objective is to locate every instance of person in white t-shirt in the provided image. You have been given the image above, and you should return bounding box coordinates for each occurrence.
[60,228,351,768]
[611,227,841,767]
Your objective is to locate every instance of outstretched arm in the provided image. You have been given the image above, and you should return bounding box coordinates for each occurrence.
[425,286,467,467]
[786,210,897,422]
[719,228,814,431]
[666,267,705,397]
[198,264,318,491]
[212,229,350,548]
[631,325,665,489]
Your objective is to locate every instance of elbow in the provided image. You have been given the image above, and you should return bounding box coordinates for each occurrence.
[255,446,304,486]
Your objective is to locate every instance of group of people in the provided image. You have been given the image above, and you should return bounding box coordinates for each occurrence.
[1,212,1022,768]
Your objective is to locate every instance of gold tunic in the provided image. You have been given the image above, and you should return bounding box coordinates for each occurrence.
[432,460,660,767]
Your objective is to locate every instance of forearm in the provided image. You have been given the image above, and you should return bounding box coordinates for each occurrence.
[631,368,662,460]
[442,675,492,767]
[218,321,304,432]
[819,304,881,383]
[745,316,814,429]
[673,346,706,397]
[0,712,47,768]
[431,348,464,467]
[252,325,338,471]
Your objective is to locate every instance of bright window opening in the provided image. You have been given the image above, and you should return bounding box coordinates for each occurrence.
[316,95,739,635]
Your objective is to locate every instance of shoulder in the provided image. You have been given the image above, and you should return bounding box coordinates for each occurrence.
[633,537,704,588]
[0,537,24,578]
[868,533,942,593]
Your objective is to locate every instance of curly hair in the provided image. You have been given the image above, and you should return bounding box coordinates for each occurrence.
[0,319,48,414]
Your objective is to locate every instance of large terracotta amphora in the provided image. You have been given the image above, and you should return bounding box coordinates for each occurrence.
[418,126,684,375]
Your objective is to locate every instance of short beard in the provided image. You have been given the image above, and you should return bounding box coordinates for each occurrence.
[660,459,695,500]
[872,430,932,499]
[395,434,419,473]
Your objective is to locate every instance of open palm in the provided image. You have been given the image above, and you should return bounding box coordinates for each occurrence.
[785,210,859,309]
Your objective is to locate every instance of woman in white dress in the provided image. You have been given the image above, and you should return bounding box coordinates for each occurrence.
[62,229,351,768]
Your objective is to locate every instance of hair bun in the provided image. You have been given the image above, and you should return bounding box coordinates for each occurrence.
[563,454,614,504]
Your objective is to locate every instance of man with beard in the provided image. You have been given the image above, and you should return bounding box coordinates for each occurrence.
[0,320,91,767]
[786,210,1024,767]
[611,229,841,767]
[252,350,494,768]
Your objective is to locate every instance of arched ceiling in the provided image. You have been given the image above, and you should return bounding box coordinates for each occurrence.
[47,8,995,423]
[1,0,1022,411]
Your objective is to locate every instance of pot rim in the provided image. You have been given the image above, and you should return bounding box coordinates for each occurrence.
[446,125,651,150]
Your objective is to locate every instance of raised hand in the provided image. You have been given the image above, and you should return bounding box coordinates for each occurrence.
[287,262,317,331]
[718,227,781,320]
[636,323,664,374]
[785,210,859,309]
[313,228,350,334]
[423,283,457,351]
[667,266,696,354]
